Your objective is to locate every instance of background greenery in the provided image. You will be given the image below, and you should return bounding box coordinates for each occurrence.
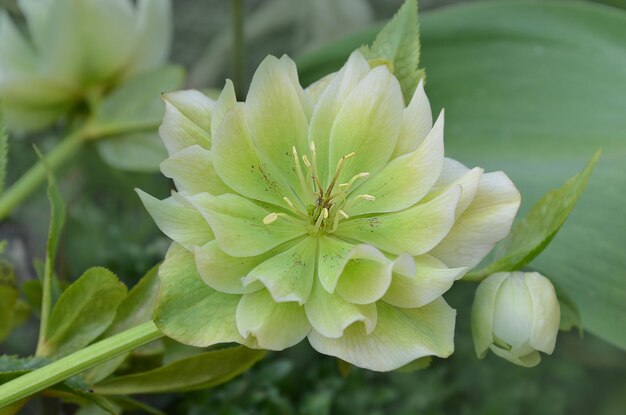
[0,0,624,413]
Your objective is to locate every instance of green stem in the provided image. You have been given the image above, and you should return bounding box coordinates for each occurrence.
[231,0,245,99]
[0,322,163,408]
[0,129,86,220]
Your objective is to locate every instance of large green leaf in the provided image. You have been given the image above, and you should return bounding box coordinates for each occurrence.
[92,346,266,395]
[42,267,127,357]
[467,150,601,279]
[298,0,626,350]
[0,107,7,195]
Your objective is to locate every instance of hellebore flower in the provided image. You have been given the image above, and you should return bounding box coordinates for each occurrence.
[472,271,560,367]
[139,51,521,371]
[0,0,172,131]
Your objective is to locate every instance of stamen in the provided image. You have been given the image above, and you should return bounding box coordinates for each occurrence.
[338,210,349,219]
[292,146,311,199]
[263,213,279,225]
[283,196,309,219]
[339,172,369,193]
[359,194,376,201]
[325,152,357,204]
[302,155,311,167]
[330,209,349,233]
[313,207,328,233]
[309,141,323,196]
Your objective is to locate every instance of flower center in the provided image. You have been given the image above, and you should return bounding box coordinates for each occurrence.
[262,141,375,235]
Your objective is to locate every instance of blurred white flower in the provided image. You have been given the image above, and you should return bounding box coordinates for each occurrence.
[0,0,172,131]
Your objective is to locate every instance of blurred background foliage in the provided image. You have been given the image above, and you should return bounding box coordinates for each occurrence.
[0,0,625,413]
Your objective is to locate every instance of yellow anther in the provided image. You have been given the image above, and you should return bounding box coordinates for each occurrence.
[338,210,349,219]
[302,155,311,167]
[283,197,294,208]
[359,194,376,202]
[263,212,279,225]
[322,207,329,219]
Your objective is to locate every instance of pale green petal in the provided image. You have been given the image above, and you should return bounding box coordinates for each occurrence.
[154,243,251,347]
[160,145,231,195]
[382,254,467,309]
[194,241,265,295]
[137,190,213,249]
[317,236,354,292]
[0,12,37,78]
[236,289,311,350]
[18,0,55,57]
[335,245,393,305]
[425,158,483,219]
[307,51,370,186]
[489,344,541,368]
[392,79,433,158]
[129,0,171,73]
[245,55,310,203]
[242,237,317,304]
[188,193,306,257]
[344,111,445,216]
[211,103,302,207]
[336,185,461,256]
[308,299,456,372]
[278,55,314,119]
[304,72,335,104]
[430,172,520,268]
[329,65,403,184]
[78,0,137,82]
[210,79,237,139]
[493,273,533,348]
[305,278,377,339]
[159,89,214,155]
[471,272,507,358]
[525,272,560,354]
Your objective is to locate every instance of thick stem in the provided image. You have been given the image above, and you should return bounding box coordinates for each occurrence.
[0,130,86,220]
[231,0,245,99]
[0,321,163,408]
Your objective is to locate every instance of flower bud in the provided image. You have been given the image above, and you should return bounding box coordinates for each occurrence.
[471,271,560,367]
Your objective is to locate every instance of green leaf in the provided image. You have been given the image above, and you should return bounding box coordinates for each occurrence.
[0,261,18,342]
[0,106,8,195]
[95,132,167,172]
[41,267,127,357]
[91,65,185,133]
[298,0,626,350]
[92,346,266,395]
[34,145,66,354]
[360,0,422,103]
[468,151,601,279]
[86,266,160,384]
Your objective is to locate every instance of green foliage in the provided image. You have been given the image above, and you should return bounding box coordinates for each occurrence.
[360,0,423,103]
[0,107,7,195]
[468,151,601,279]
[90,65,184,172]
[42,267,127,357]
[298,0,626,350]
[92,346,266,395]
[86,266,161,384]
[556,287,583,334]
[0,262,19,342]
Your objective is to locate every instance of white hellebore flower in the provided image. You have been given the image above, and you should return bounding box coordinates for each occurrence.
[472,271,561,367]
[0,0,172,131]
[139,51,521,371]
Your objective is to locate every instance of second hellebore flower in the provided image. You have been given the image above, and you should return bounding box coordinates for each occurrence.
[139,51,521,371]
[0,0,172,131]
[472,271,560,367]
